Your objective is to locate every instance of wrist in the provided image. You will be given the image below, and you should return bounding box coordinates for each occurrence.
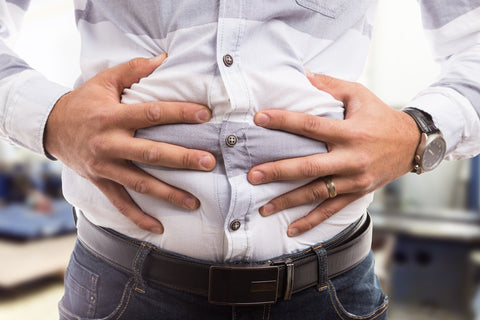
[399,109,422,172]
[402,107,446,174]
[44,91,71,159]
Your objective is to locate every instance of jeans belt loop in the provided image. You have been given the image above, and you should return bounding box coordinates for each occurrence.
[132,243,152,294]
[313,246,328,290]
[283,258,295,301]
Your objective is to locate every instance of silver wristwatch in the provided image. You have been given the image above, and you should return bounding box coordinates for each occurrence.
[403,107,446,175]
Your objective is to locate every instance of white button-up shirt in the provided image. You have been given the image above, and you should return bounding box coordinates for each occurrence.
[1,0,479,262]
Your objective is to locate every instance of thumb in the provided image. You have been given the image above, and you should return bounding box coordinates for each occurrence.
[100,53,167,96]
[305,71,353,104]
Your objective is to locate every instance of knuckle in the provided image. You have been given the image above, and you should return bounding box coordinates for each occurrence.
[355,82,368,92]
[276,196,292,210]
[179,104,190,121]
[88,108,114,128]
[309,186,325,202]
[128,57,147,72]
[143,147,161,164]
[166,190,180,206]
[275,112,288,126]
[356,174,375,191]
[354,152,371,173]
[145,103,163,124]
[84,157,105,176]
[133,219,150,231]
[111,199,130,216]
[182,152,193,168]
[132,179,149,194]
[268,165,283,181]
[302,116,321,135]
[89,136,108,157]
[303,220,316,232]
[301,159,321,178]
[321,206,336,219]
[351,126,373,142]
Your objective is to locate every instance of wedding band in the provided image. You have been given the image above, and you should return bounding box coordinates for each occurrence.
[324,176,337,198]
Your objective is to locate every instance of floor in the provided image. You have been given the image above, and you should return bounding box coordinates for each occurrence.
[0,276,64,320]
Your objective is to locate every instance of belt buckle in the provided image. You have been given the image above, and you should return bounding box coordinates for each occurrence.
[208,264,279,305]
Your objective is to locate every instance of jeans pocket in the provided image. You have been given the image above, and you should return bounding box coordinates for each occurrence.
[327,280,388,320]
[59,241,135,320]
[326,252,389,320]
[294,0,349,18]
[60,253,99,319]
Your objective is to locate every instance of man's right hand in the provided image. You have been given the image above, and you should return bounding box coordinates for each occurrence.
[44,53,216,234]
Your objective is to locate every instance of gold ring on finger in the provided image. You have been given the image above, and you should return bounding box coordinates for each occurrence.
[324,176,337,199]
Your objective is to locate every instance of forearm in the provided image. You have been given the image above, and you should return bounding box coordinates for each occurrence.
[0,1,71,157]
[415,1,480,159]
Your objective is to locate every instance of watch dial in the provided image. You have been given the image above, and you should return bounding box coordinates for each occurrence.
[423,138,446,171]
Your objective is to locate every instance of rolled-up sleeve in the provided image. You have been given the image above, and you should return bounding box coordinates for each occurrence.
[408,0,480,160]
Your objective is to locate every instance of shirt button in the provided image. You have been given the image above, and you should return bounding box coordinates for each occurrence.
[223,54,234,67]
[225,134,238,147]
[230,219,241,231]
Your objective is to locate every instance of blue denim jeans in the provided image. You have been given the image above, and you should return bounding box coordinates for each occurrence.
[59,237,388,320]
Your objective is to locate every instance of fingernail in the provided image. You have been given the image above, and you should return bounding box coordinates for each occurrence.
[199,155,213,170]
[260,203,275,216]
[255,113,270,126]
[287,228,299,237]
[250,171,264,184]
[150,226,164,234]
[196,109,210,122]
[150,53,167,64]
[183,197,198,210]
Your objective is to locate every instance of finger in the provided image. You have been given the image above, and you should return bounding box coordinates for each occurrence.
[254,110,346,143]
[117,101,212,129]
[259,176,351,216]
[93,179,164,234]
[306,72,356,104]
[113,137,216,171]
[248,152,353,184]
[100,53,167,95]
[99,161,201,210]
[287,193,362,237]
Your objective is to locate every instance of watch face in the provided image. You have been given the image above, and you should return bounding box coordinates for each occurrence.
[423,136,447,171]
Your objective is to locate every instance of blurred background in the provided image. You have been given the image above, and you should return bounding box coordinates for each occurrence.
[0,0,479,319]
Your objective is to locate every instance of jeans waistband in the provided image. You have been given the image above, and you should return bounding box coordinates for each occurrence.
[75,209,372,306]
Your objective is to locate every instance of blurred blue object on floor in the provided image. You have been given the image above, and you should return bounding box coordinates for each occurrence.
[0,200,74,240]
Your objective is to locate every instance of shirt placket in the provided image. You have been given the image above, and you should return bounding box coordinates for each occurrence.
[216,0,254,261]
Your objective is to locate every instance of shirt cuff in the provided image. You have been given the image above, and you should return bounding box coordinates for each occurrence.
[4,70,71,159]
[406,86,480,160]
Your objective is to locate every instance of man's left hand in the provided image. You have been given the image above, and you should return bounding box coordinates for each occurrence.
[248,73,421,237]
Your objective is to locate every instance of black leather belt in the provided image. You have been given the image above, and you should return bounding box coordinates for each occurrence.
[76,210,372,306]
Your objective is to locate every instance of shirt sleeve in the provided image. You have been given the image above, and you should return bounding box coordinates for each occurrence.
[0,0,71,158]
[407,0,480,160]
[409,0,480,160]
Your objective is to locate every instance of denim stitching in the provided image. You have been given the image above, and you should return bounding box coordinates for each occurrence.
[313,246,328,289]
[87,273,99,318]
[58,307,81,320]
[327,280,389,320]
[266,304,271,320]
[112,279,136,320]
[59,278,135,320]
[133,243,152,293]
